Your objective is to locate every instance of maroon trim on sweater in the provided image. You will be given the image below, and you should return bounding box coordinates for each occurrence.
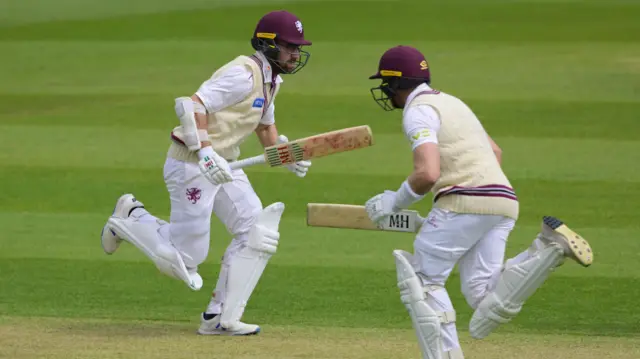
[434,184,517,203]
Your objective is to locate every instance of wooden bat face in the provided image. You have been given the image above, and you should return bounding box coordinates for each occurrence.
[306,203,423,233]
[264,125,373,167]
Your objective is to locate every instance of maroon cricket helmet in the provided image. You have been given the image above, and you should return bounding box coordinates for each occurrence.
[251,10,312,74]
[368,46,432,111]
[369,45,430,81]
[253,10,312,46]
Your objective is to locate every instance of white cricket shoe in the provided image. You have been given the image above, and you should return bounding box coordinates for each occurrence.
[538,216,593,267]
[101,193,144,254]
[197,313,260,336]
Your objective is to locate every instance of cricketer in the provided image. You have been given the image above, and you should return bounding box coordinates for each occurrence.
[364,45,594,358]
[99,10,313,336]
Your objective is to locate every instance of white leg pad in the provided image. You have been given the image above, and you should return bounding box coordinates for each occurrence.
[107,217,202,291]
[220,202,284,330]
[394,250,450,359]
[469,244,565,339]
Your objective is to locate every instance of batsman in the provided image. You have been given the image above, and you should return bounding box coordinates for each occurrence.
[364,45,594,358]
[99,10,313,335]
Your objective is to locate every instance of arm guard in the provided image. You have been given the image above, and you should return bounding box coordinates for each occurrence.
[174,96,208,151]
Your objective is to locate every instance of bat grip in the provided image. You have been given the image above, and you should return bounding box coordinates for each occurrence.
[416,214,426,229]
[229,154,266,170]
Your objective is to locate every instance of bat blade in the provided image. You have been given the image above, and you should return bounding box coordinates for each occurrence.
[264,125,373,167]
[306,203,422,233]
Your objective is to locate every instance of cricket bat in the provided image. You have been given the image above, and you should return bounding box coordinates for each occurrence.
[306,203,424,233]
[230,125,373,170]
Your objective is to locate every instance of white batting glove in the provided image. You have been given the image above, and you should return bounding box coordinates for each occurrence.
[278,134,311,178]
[197,146,233,186]
[365,190,400,224]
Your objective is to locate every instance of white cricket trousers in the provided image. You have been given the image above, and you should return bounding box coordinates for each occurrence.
[414,207,516,352]
[163,157,263,312]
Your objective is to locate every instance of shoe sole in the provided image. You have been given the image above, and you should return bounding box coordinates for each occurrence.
[196,327,261,336]
[100,198,122,255]
[543,216,593,267]
[100,224,120,255]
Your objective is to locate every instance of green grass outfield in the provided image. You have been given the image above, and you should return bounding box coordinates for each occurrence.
[1,0,639,358]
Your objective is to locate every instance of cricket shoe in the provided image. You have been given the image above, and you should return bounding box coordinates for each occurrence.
[101,193,145,254]
[197,313,260,336]
[537,216,593,267]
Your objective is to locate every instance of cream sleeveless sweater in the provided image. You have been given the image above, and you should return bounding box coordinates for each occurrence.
[407,89,519,220]
[168,54,279,162]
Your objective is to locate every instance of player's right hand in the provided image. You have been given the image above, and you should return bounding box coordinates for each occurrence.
[365,190,399,224]
[197,146,233,186]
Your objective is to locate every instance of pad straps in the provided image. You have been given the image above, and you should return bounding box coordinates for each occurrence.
[423,285,457,324]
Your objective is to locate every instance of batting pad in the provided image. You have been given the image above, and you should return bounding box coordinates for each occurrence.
[220,202,284,330]
[394,250,445,359]
[107,217,201,291]
[468,244,565,339]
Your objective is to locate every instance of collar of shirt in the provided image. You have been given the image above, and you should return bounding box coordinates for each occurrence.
[254,51,284,86]
[403,83,433,116]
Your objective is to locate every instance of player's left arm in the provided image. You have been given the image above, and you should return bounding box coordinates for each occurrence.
[255,102,278,147]
[254,102,312,177]
[255,123,279,147]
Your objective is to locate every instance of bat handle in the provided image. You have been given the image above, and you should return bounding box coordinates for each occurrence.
[416,214,426,230]
[229,154,266,170]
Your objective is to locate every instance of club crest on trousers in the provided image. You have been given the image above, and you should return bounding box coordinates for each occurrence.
[186,188,202,204]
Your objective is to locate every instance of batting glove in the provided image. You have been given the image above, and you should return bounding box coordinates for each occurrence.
[278,134,311,178]
[197,146,233,186]
[365,190,400,224]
